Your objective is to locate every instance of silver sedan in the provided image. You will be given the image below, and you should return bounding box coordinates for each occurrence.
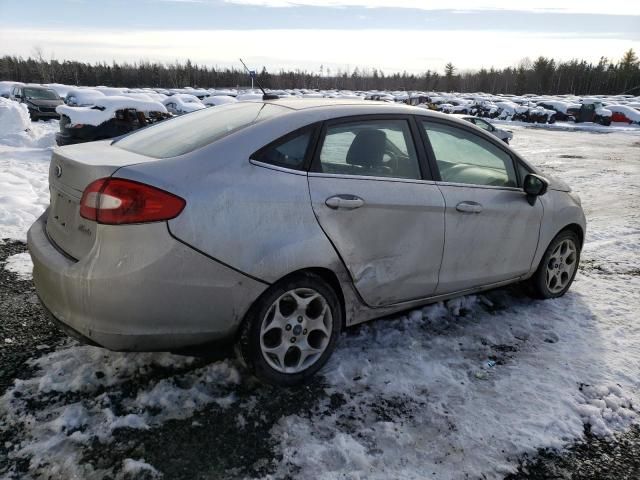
[28,99,585,385]
[459,115,514,143]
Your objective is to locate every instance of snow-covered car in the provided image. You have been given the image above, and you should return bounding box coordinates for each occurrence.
[573,100,612,126]
[202,95,238,107]
[9,85,63,121]
[606,105,640,124]
[55,96,170,146]
[536,100,579,121]
[459,116,513,143]
[28,99,585,386]
[163,94,205,115]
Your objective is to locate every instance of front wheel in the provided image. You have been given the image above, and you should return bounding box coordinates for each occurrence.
[528,230,581,299]
[237,272,342,386]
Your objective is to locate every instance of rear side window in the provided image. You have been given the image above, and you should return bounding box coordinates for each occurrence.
[115,102,288,158]
[252,128,313,170]
[318,119,421,180]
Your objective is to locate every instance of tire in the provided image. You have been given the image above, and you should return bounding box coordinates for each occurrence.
[237,272,343,386]
[528,230,581,299]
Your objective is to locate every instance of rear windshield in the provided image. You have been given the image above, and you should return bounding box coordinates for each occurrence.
[115,102,288,158]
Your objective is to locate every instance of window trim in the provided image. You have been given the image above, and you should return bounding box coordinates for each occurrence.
[417,117,523,189]
[250,122,321,172]
[309,114,434,181]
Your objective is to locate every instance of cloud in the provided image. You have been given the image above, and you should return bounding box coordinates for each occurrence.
[222,0,640,16]
[1,27,638,74]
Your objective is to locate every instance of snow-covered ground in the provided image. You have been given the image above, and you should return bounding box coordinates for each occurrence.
[0,120,639,479]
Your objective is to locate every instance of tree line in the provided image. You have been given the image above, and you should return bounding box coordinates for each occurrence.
[1,49,638,95]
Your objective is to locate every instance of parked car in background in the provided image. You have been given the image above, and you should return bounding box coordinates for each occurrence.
[55,96,170,145]
[606,104,640,124]
[202,95,238,107]
[29,99,585,386]
[459,115,514,143]
[573,100,612,126]
[163,94,206,115]
[9,85,63,121]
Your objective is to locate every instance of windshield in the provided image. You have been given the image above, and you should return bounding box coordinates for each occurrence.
[24,88,60,100]
[115,102,288,158]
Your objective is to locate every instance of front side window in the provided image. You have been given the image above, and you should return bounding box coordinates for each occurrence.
[422,121,517,187]
[318,119,421,180]
[116,102,288,158]
[252,129,312,170]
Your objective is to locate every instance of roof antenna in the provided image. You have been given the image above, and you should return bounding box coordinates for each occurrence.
[239,58,279,101]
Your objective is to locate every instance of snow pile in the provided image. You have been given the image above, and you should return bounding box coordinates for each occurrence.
[121,459,161,479]
[2,252,32,280]
[0,345,241,479]
[0,120,57,240]
[0,97,31,134]
[57,96,167,126]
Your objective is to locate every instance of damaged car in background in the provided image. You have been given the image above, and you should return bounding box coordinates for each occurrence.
[29,99,586,386]
[55,96,170,146]
[9,84,63,121]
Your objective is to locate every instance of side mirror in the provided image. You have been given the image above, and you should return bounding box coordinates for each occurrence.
[523,173,549,204]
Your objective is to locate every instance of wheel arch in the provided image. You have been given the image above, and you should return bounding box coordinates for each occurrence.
[560,223,584,249]
[236,266,348,341]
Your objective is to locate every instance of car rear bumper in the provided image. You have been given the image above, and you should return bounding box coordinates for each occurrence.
[27,212,268,351]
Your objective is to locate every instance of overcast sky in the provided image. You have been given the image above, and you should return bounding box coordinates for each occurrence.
[0,0,638,74]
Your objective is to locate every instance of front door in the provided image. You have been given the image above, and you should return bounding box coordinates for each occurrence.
[419,119,544,294]
[308,117,445,307]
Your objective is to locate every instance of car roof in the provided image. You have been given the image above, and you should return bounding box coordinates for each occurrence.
[244,97,457,121]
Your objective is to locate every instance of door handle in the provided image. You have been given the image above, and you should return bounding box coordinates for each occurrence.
[325,194,365,210]
[456,201,483,213]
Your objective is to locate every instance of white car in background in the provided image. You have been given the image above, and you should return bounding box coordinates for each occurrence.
[163,94,205,115]
[202,95,238,107]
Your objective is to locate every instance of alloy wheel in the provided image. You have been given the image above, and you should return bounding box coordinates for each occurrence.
[545,238,578,294]
[259,288,333,374]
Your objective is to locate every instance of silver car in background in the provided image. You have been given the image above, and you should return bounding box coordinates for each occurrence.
[28,99,585,385]
[459,115,514,144]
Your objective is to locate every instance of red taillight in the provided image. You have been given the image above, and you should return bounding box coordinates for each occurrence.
[79,178,186,225]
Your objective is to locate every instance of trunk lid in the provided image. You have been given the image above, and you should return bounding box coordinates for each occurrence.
[46,141,155,259]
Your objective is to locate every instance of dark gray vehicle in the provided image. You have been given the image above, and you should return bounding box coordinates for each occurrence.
[10,85,63,121]
[28,99,585,385]
[459,115,513,144]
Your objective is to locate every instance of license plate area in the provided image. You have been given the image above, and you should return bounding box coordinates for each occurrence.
[46,186,95,259]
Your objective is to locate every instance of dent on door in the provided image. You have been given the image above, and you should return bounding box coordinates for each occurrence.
[309,175,446,307]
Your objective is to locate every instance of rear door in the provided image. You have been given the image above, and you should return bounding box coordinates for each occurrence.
[418,119,543,294]
[308,116,445,307]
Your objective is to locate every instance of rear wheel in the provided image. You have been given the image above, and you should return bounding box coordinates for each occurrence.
[238,272,342,386]
[528,230,580,299]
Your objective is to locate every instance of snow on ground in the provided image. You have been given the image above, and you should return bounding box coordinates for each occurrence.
[2,252,32,280]
[0,121,639,479]
[1,346,240,479]
[0,119,57,242]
